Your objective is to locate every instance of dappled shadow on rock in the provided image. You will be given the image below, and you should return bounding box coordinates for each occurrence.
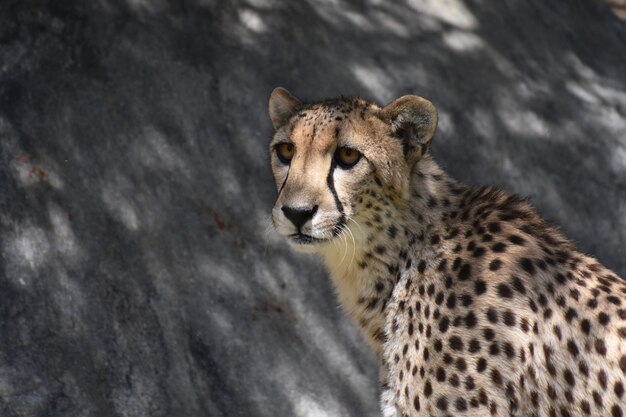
[0,0,625,416]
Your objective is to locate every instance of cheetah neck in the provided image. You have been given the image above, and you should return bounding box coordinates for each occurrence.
[320,156,463,356]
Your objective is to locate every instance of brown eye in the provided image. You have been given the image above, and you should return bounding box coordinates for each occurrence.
[276,143,294,163]
[336,147,362,169]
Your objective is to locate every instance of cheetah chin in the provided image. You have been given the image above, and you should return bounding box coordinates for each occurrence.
[268,87,626,417]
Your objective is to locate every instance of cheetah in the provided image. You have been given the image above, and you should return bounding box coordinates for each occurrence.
[267,87,626,417]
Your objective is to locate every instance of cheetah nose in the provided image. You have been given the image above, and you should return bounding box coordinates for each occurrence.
[281,205,318,230]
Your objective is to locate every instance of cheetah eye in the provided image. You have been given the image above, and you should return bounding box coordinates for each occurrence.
[275,143,295,164]
[335,147,362,169]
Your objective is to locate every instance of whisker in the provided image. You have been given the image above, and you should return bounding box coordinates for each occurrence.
[337,224,350,268]
[337,225,349,267]
[349,217,365,239]
[345,223,357,270]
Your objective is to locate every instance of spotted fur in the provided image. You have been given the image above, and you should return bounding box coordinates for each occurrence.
[268,88,626,417]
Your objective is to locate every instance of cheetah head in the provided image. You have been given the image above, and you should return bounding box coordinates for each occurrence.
[268,87,437,253]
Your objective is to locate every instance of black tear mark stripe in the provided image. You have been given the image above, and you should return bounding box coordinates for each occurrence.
[310,124,318,143]
[327,158,346,235]
[278,170,289,195]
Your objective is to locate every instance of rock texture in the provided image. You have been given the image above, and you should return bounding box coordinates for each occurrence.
[0,1,625,416]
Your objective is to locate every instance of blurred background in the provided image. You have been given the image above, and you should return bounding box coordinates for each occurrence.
[0,1,625,416]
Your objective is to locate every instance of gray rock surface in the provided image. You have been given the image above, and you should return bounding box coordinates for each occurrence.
[0,1,625,416]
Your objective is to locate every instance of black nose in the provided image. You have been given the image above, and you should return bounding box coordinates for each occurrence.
[281,205,318,230]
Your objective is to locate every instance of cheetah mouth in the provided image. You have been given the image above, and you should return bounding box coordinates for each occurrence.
[289,233,327,245]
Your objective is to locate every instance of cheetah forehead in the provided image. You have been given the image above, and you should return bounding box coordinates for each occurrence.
[273,98,379,144]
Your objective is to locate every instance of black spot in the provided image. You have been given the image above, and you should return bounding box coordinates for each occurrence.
[437,259,448,272]
[486,308,498,324]
[599,312,611,326]
[520,258,535,274]
[592,390,602,406]
[452,257,462,270]
[449,336,464,351]
[436,397,448,411]
[439,317,450,333]
[449,373,460,387]
[468,339,481,353]
[608,296,622,306]
[489,259,502,271]
[492,242,507,253]
[460,293,473,307]
[477,358,487,372]
[465,312,477,328]
[565,308,578,322]
[503,310,516,326]
[446,293,457,309]
[434,339,443,352]
[551,318,566,337]
[433,291,444,305]
[598,370,607,389]
[424,381,433,397]
[456,397,468,411]
[567,339,579,357]
[503,342,515,358]
[509,235,526,245]
[612,405,623,417]
[497,283,513,298]
[427,284,435,296]
[475,280,487,295]
[456,357,467,372]
[472,247,486,257]
[483,328,495,341]
[458,264,471,281]
[491,369,503,385]
[511,276,526,294]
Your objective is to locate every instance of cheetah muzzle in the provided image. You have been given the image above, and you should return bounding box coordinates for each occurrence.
[267,87,626,417]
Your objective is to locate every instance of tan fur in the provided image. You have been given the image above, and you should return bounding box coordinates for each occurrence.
[268,88,626,417]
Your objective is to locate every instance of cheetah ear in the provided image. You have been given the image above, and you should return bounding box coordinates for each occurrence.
[381,95,438,166]
[269,87,302,130]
